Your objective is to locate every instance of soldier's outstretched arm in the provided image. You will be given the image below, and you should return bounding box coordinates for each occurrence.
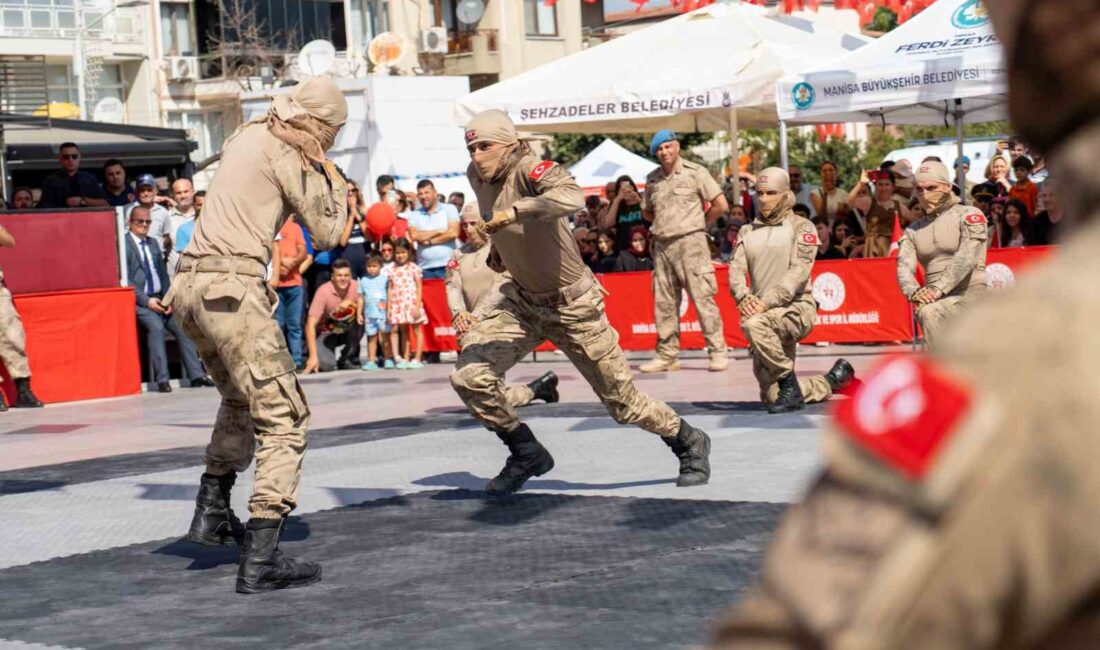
[512,162,585,224]
[931,211,987,297]
[896,232,921,298]
[759,222,816,309]
[728,229,752,304]
[444,251,465,319]
[272,149,349,251]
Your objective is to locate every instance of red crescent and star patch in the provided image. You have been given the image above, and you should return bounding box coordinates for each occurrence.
[529,160,556,181]
[801,232,819,245]
[464,130,477,143]
[964,213,987,225]
[833,355,972,481]
[446,258,459,270]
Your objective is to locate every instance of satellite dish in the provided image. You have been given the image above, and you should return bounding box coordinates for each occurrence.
[368,32,407,67]
[93,96,125,123]
[297,40,337,76]
[456,0,485,25]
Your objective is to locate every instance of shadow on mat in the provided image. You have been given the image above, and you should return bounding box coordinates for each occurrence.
[428,488,573,526]
[0,479,66,496]
[151,517,312,570]
[415,471,673,493]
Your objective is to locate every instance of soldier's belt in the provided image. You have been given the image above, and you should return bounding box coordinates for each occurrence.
[178,256,267,278]
[515,274,594,307]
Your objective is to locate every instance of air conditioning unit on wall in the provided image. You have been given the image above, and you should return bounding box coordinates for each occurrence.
[167,56,199,82]
[419,27,448,54]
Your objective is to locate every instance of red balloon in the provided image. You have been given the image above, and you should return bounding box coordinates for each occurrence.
[365,202,396,239]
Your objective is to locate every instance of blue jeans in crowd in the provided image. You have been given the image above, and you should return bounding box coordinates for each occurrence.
[275,285,304,366]
[422,266,447,280]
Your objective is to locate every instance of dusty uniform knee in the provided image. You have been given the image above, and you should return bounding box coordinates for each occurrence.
[741,314,771,341]
[451,364,490,395]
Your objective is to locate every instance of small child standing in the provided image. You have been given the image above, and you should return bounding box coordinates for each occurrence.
[358,254,393,371]
[387,238,426,369]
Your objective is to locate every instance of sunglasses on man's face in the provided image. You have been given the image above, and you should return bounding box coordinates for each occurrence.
[131,219,151,225]
[62,153,79,160]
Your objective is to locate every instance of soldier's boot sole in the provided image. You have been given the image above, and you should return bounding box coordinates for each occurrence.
[639,360,681,374]
[185,525,239,547]
[236,567,323,594]
[767,400,805,414]
[485,449,555,496]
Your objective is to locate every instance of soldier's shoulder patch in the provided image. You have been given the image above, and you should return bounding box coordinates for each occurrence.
[446,257,460,270]
[800,231,819,246]
[529,160,556,182]
[964,212,986,225]
[833,355,972,481]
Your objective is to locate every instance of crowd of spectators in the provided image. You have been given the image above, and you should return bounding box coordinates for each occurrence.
[0,133,1058,383]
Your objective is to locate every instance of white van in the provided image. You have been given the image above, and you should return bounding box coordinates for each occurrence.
[883,137,1006,185]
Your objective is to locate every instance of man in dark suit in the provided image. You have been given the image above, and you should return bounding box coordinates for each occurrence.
[125,206,211,392]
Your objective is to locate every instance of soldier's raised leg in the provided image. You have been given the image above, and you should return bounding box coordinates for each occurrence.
[450,299,550,495]
[544,286,710,487]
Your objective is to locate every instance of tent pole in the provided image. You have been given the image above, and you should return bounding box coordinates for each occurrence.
[728,107,739,181]
[779,120,789,170]
[954,98,967,205]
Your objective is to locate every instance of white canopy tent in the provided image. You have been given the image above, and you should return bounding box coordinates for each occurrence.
[456,2,866,170]
[568,139,658,194]
[777,0,1006,191]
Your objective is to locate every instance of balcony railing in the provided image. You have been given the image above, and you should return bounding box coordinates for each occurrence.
[447,28,498,56]
[0,1,142,44]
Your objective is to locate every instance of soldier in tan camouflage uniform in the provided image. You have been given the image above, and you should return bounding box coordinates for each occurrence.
[0,223,44,411]
[451,110,712,495]
[169,77,348,594]
[728,168,854,414]
[896,160,988,346]
[712,1,1100,646]
[446,202,559,408]
[639,129,729,374]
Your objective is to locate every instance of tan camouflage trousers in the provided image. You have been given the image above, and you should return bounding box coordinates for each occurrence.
[916,291,980,347]
[452,282,680,437]
[741,298,832,405]
[652,231,726,360]
[504,384,534,408]
[0,285,30,382]
[170,267,309,519]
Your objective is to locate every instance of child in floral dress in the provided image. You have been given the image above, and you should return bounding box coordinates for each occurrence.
[386,238,426,369]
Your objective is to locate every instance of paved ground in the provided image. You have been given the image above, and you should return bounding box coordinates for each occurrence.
[0,346,898,649]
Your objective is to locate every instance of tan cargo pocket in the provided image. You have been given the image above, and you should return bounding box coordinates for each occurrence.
[248,350,308,421]
[203,276,247,303]
[693,265,717,297]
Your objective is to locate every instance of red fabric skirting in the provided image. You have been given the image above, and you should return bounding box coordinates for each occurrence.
[0,287,141,405]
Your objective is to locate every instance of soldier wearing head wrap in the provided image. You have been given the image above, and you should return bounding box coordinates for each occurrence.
[169,77,349,593]
[712,1,1100,647]
[896,160,988,346]
[445,201,559,408]
[728,167,854,414]
[451,110,713,495]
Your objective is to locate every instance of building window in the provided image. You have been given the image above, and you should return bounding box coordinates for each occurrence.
[168,111,225,163]
[523,0,557,37]
[46,63,126,107]
[160,2,195,57]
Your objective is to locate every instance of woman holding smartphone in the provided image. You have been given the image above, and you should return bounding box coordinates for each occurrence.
[599,175,648,252]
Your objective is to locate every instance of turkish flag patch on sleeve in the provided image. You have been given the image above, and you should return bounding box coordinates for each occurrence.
[529,160,556,181]
[446,258,459,270]
[801,232,819,245]
[833,355,972,480]
[964,212,987,225]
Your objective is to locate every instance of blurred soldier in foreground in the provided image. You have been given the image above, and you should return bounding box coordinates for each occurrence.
[713,0,1100,646]
[170,78,348,594]
[896,160,988,346]
[445,202,559,408]
[451,110,712,495]
[729,167,854,414]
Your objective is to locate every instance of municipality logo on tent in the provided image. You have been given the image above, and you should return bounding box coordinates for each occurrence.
[952,0,990,29]
[791,82,816,111]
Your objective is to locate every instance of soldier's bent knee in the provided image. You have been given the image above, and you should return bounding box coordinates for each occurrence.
[450,365,492,395]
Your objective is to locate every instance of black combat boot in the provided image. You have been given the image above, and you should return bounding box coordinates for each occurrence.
[485,424,555,495]
[825,358,855,392]
[662,419,711,487]
[186,473,246,546]
[768,373,805,414]
[13,378,43,408]
[236,517,322,594]
[527,371,559,404]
